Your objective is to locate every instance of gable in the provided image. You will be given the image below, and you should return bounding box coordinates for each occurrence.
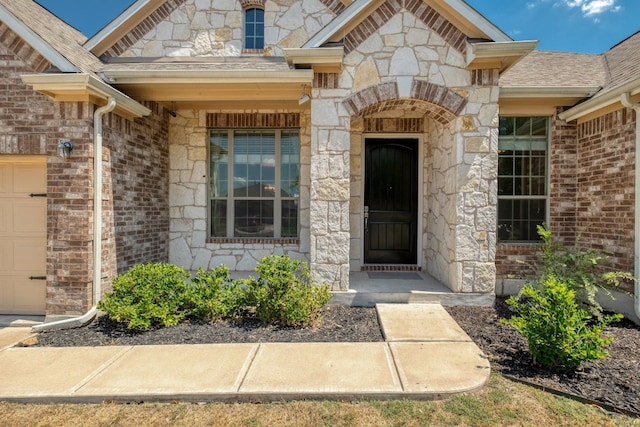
[88,0,339,59]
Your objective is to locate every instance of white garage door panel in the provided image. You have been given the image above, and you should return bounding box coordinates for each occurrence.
[0,156,46,315]
[0,240,13,272]
[12,163,46,194]
[0,164,11,194]
[13,202,47,234]
[13,239,47,271]
[13,278,46,312]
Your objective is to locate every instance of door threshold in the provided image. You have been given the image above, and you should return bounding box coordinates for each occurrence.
[361,264,421,272]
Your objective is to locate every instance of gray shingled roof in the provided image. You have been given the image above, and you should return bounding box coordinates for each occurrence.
[501,31,640,102]
[599,31,640,97]
[500,50,607,88]
[1,0,102,73]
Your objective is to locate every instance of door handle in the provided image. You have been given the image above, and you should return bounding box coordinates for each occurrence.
[364,206,369,234]
[29,276,46,280]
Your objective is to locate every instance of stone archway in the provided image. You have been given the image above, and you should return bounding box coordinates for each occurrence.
[342,80,467,124]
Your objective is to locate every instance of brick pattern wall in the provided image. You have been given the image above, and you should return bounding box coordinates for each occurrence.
[496,107,637,289]
[102,102,171,287]
[206,112,300,128]
[104,0,188,57]
[471,69,499,87]
[314,73,340,89]
[575,108,636,276]
[344,0,467,55]
[343,81,467,124]
[363,118,424,133]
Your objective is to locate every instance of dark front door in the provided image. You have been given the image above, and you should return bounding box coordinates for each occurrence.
[364,138,418,264]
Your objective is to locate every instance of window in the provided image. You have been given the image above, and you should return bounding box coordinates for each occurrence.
[244,8,264,50]
[497,117,548,242]
[209,130,299,238]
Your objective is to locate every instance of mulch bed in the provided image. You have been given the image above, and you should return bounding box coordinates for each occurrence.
[32,299,640,414]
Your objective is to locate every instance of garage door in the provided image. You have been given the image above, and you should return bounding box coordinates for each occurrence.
[0,156,46,315]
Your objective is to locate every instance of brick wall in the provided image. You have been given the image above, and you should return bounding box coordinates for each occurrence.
[496,107,637,291]
[102,103,171,288]
[576,108,636,279]
[1,25,171,315]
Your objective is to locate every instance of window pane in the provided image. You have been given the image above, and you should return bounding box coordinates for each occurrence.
[234,200,274,237]
[234,131,276,197]
[281,200,298,237]
[497,116,549,242]
[211,200,227,237]
[210,132,229,197]
[281,131,300,197]
[245,8,264,50]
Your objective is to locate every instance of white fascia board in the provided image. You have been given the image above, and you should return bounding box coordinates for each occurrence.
[283,47,344,66]
[443,0,511,42]
[558,78,640,121]
[469,41,538,59]
[84,0,153,51]
[103,69,315,84]
[303,0,375,48]
[0,5,77,72]
[500,86,602,99]
[21,73,151,117]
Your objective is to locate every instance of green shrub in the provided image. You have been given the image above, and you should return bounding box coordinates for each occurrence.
[186,266,245,321]
[535,224,634,318]
[98,263,191,331]
[244,255,332,327]
[502,276,622,371]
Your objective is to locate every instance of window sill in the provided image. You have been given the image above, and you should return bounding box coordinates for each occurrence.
[208,237,300,245]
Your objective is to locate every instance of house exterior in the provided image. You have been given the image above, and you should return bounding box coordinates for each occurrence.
[0,0,638,321]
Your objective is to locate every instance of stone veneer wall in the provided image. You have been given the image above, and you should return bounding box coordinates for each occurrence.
[118,0,336,58]
[168,110,311,272]
[326,8,499,293]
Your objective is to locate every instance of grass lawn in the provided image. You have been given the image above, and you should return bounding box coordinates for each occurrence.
[1,374,637,427]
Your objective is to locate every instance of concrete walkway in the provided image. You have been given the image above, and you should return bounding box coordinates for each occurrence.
[0,304,490,403]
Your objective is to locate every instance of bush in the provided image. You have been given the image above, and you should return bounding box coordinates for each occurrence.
[535,224,634,318]
[502,276,622,371]
[98,263,191,331]
[244,255,332,327]
[186,266,245,321]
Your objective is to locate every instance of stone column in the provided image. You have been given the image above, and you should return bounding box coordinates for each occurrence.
[309,92,351,290]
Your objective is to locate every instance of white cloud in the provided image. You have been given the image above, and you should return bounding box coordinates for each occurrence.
[561,0,620,16]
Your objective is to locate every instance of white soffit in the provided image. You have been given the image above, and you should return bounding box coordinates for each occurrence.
[559,78,640,122]
[21,73,151,118]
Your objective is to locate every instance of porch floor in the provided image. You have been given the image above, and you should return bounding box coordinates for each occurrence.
[330,271,495,307]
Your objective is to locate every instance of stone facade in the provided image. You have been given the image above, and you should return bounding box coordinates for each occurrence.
[148,1,501,292]
[117,0,336,58]
[168,111,311,272]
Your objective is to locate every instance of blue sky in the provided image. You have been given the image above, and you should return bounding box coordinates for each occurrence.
[36,0,639,54]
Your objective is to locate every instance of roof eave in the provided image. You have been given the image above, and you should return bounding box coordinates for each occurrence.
[500,86,602,99]
[0,4,78,72]
[558,78,640,122]
[468,40,538,73]
[283,47,344,72]
[20,73,151,118]
[84,0,157,56]
[101,68,315,84]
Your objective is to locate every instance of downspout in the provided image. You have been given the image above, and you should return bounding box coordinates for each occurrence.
[33,97,117,332]
[621,92,640,319]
